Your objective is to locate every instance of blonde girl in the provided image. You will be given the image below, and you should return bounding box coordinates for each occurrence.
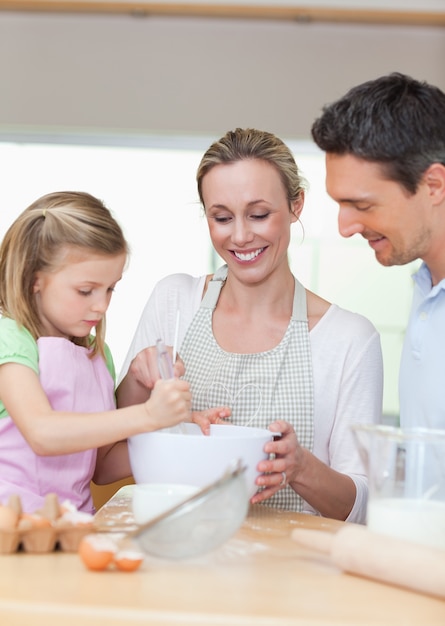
[0,191,224,513]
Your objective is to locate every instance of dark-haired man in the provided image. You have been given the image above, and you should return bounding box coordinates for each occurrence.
[312,73,445,429]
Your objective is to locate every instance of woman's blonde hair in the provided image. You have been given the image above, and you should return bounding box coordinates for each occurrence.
[0,191,128,358]
[197,128,307,208]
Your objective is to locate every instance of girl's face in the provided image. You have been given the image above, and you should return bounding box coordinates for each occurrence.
[33,247,126,339]
[202,159,302,285]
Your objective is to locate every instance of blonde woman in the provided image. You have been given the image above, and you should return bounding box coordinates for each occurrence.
[118,129,383,523]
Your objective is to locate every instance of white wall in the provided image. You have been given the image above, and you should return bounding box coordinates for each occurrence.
[0,12,444,139]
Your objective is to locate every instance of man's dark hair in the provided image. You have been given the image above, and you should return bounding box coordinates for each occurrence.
[311,72,445,194]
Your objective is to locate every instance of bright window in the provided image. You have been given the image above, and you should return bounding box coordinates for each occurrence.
[0,138,418,417]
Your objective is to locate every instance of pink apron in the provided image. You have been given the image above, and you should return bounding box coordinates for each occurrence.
[0,337,116,513]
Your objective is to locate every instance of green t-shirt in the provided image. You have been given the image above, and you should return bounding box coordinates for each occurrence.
[0,317,116,419]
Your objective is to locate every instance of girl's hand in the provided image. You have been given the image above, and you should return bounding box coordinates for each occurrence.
[128,346,185,390]
[191,407,232,435]
[144,378,191,430]
[251,420,304,504]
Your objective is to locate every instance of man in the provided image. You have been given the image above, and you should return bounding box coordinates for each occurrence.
[311,72,445,429]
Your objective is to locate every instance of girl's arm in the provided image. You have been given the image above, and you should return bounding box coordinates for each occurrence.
[0,362,192,456]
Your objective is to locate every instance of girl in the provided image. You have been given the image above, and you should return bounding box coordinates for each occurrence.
[0,191,225,513]
[117,129,383,523]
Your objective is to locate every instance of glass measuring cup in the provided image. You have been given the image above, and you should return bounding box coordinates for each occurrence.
[353,424,445,550]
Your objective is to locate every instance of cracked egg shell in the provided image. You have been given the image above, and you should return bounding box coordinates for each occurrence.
[78,534,116,571]
[114,550,144,572]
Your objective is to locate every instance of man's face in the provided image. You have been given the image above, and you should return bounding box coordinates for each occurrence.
[325,153,433,268]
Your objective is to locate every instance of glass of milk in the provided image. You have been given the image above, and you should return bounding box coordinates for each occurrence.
[352,424,445,550]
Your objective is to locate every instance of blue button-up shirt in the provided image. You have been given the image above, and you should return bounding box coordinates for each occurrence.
[399,262,445,429]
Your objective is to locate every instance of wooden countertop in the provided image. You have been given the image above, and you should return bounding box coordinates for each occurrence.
[1,486,444,626]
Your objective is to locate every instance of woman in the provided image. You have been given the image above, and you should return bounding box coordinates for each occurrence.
[117,128,383,523]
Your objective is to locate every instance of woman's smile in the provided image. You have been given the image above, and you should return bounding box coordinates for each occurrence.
[231,247,266,262]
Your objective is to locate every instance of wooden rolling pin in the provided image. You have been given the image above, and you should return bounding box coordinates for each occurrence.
[292,525,445,599]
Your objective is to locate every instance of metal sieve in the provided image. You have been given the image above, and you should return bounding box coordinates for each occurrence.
[128,461,249,560]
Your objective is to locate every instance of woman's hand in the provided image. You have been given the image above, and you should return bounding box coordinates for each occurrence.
[251,419,304,504]
[128,346,185,390]
[251,419,356,520]
[117,346,185,408]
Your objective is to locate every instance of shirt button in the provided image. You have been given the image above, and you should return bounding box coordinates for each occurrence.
[419,311,428,320]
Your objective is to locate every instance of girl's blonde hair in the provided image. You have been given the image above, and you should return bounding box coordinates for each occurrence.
[0,191,128,358]
[197,128,308,208]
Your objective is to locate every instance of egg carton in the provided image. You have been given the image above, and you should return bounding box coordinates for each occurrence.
[0,493,95,554]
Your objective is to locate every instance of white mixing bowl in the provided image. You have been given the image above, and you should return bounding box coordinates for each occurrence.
[128,423,274,499]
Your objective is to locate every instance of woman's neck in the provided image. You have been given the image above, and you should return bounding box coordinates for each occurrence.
[211,268,296,353]
[221,269,294,314]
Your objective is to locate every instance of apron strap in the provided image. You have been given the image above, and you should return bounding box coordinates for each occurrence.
[292,278,308,322]
[201,265,228,309]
